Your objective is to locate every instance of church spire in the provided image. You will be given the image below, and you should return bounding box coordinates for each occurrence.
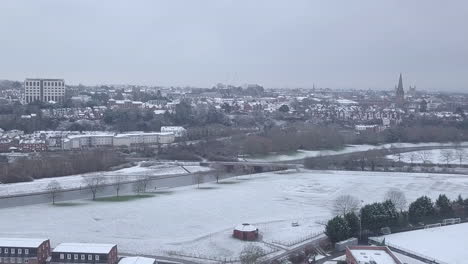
[395,73,405,105]
[397,73,403,92]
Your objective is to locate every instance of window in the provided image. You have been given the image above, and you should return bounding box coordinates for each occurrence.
[60,254,64,260]
[18,249,22,255]
[67,254,71,260]
[81,255,85,260]
[5,248,8,253]
[24,249,28,255]
[95,255,99,261]
[74,254,78,260]
[88,255,92,261]
[11,249,15,254]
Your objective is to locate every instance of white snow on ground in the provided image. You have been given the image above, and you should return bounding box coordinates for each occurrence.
[373,223,468,264]
[387,148,468,165]
[246,142,468,162]
[0,164,210,196]
[1,170,468,259]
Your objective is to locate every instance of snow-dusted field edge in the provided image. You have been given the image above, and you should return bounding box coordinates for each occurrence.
[247,142,468,162]
[0,163,210,196]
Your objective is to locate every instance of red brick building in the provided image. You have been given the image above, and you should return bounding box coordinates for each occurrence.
[19,140,48,152]
[0,238,51,264]
[233,223,259,241]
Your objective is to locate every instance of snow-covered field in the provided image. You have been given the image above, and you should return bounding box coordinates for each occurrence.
[247,142,468,162]
[1,169,468,259]
[373,223,468,264]
[0,164,210,196]
[387,148,468,165]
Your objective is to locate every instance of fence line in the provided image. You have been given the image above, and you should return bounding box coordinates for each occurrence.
[166,250,239,263]
[267,232,323,247]
[166,245,278,264]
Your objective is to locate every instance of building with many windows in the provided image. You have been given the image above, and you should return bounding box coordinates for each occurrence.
[50,243,118,264]
[24,79,65,103]
[0,238,51,264]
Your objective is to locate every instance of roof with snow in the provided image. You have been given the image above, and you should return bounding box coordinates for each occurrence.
[0,238,48,248]
[234,223,257,232]
[53,243,116,254]
[119,257,155,264]
[348,247,401,264]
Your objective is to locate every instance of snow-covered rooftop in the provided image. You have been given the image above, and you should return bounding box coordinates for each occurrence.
[374,223,468,264]
[119,257,155,264]
[0,238,48,248]
[53,243,116,254]
[234,223,257,232]
[350,248,400,264]
[114,132,173,138]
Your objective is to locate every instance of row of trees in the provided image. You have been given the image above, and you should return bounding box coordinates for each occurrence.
[0,103,59,133]
[384,124,468,144]
[325,191,468,243]
[242,126,345,155]
[305,146,467,171]
[304,149,390,171]
[393,148,467,166]
[101,100,231,132]
[45,174,152,204]
[0,150,124,183]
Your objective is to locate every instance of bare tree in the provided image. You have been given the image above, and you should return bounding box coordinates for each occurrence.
[454,148,466,166]
[409,152,418,166]
[113,175,125,197]
[440,150,454,166]
[134,176,151,195]
[239,245,265,264]
[46,180,62,204]
[418,150,432,164]
[332,195,360,216]
[384,188,407,212]
[211,166,224,183]
[82,175,106,200]
[395,152,403,163]
[194,173,204,188]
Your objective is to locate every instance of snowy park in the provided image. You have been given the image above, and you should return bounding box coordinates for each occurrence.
[1,169,468,259]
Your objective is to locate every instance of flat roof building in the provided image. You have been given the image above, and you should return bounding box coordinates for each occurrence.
[24,79,65,104]
[345,246,402,264]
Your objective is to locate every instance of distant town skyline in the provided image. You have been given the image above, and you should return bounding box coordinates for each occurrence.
[1,0,467,92]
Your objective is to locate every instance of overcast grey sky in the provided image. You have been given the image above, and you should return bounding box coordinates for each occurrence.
[0,0,467,91]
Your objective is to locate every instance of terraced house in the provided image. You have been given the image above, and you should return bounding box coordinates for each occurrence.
[49,243,118,264]
[0,238,51,264]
